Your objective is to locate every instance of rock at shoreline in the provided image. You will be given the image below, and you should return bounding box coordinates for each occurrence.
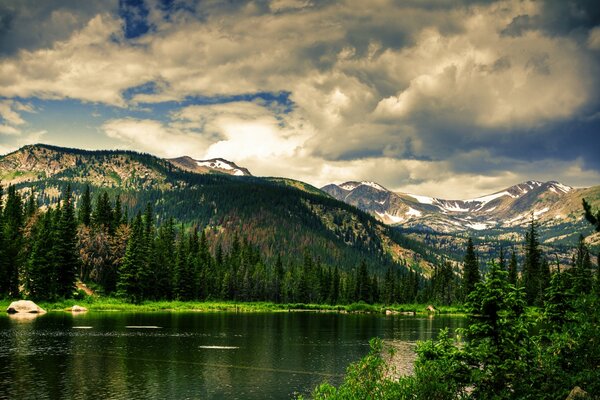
[426,305,437,313]
[566,387,589,399]
[69,305,88,313]
[6,300,46,314]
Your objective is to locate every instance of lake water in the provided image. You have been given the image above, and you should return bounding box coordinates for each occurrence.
[0,311,464,399]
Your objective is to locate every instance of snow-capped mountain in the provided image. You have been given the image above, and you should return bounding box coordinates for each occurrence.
[168,156,252,176]
[321,180,597,235]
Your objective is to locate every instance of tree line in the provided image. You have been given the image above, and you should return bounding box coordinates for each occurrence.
[1,184,598,308]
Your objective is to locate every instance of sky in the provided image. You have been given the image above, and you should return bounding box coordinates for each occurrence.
[0,0,599,199]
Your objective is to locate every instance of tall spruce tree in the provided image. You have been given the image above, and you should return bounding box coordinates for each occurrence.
[573,235,592,294]
[582,198,600,232]
[25,211,57,299]
[92,191,113,232]
[523,215,544,305]
[462,237,480,300]
[117,211,144,303]
[55,184,79,298]
[508,248,518,286]
[0,185,6,297]
[78,185,92,226]
[2,185,23,297]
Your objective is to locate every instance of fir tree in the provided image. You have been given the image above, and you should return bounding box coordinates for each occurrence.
[113,195,123,228]
[508,248,518,286]
[25,211,57,299]
[55,184,80,298]
[582,198,600,232]
[2,185,23,297]
[78,185,92,226]
[92,191,113,232]
[355,259,370,302]
[117,212,144,303]
[461,237,480,300]
[523,215,544,305]
[573,235,592,295]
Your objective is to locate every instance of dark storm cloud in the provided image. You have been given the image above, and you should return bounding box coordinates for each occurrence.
[502,0,600,38]
[0,0,598,195]
[0,1,116,57]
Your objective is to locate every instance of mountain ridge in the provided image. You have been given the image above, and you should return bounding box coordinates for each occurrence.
[0,143,435,275]
[321,179,599,245]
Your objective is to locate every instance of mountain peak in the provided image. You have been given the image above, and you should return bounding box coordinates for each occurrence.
[168,156,252,176]
[337,181,388,192]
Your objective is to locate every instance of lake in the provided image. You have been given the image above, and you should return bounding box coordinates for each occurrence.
[0,311,464,399]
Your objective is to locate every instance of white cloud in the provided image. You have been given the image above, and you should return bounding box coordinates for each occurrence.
[0,125,20,135]
[1,0,599,196]
[588,26,600,50]
[102,118,209,158]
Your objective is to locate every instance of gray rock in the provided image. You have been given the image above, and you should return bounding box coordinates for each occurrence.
[566,387,588,399]
[6,300,46,314]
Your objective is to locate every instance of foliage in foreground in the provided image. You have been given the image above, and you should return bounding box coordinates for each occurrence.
[305,261,600,400]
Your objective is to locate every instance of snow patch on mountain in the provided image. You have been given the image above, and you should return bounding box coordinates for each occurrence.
[339,182,360,191]
[406,207,422,217]
[440,202,471,212]
[196,159,247,176]
[408,194,435,204]
[466,222,489,230]
[360,181,387,191]
[465,190,514,204]
[376,211,404,224]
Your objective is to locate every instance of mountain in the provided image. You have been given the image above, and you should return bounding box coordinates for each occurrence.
[168,156,252,176]
[321,180,600,247]
[0,144,433,275]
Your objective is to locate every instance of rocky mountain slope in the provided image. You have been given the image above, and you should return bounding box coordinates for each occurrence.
[322,180,600,246]
[168,156,252,176]
[0,144,434,275]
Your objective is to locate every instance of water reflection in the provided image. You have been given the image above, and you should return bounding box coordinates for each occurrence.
[0,312,464,399]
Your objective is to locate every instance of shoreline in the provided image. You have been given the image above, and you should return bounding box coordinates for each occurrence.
[1,298,467,315]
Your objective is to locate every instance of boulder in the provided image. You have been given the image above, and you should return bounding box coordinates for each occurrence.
[566,387,589,400]
[69,305,88,313]
[6,300,46,314]
[426,305,437,313]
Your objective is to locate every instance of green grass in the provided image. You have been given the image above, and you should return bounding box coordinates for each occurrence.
[0,298,467,315]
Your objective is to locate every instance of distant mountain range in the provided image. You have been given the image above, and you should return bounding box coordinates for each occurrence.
[0,144,434,274]
[322,180,600,247]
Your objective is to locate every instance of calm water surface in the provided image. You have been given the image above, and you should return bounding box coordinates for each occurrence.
[0,312,464,399]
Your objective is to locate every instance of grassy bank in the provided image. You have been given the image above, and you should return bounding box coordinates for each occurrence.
[0,297,467,315]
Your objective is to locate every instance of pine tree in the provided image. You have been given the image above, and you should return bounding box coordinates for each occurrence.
[498,246,506,271]
[355,259,370,302]
[25,211,57,299]
[462,237,480,300]
[573,235,592,294]
[508,248,518,286]
[155,217,175,299]
[113,195,123,228]
[2,185,23,297]
[117,212,144,303]
[92,191,113,232]
[273,255,284,303]
[25,189,37,219]
[78,185,92,226]
[523,215,544,305]
[582,198,600,232]
[0,185,6,297]
[55,184,80,298]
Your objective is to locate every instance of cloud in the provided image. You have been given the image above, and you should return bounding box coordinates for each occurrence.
[102,117,209,158]
[589,26,600,49]
[1,0,599,196]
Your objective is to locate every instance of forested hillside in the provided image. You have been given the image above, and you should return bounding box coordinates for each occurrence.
[0,144,434,272]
